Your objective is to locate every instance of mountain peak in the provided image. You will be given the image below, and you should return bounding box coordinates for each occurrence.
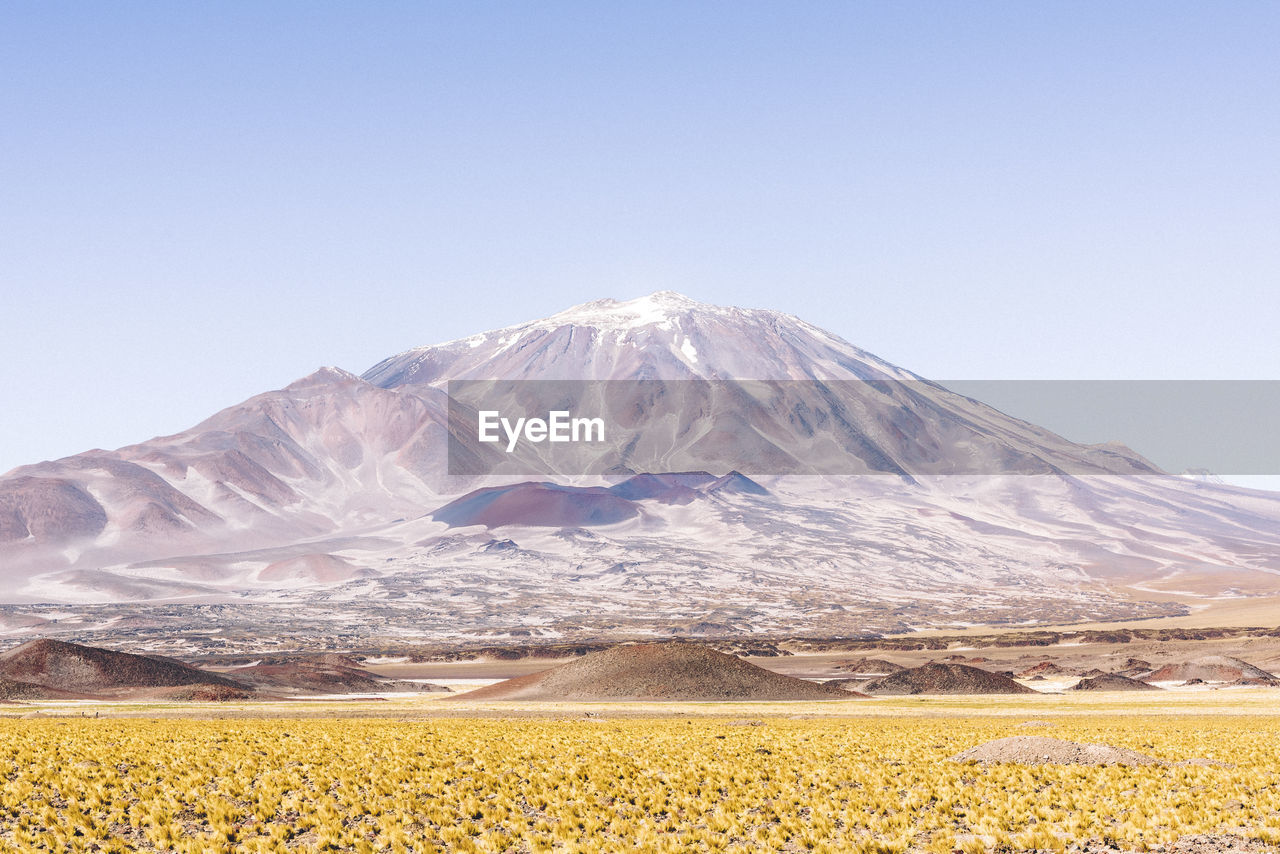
[284,366,363,391]
[361,290,905,386]
[495,290,736,338]
[551,291,704,325]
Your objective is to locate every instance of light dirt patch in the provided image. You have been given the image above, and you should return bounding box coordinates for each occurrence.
[951,735,1160,765]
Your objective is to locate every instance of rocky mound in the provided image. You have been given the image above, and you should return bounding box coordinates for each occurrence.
[433,472,768,529]
[952,736,1160,766]
[862,662,1035,695]
[228,656,445,695]
[432,482,640,528]
[1144,656,1278,684]
[823,678,872,692]
[152,684,258,702]
[0,639,241,694]
[1114,657,1155,678]
[1017,661,1073,678]
[1071,673,1161,691]
[456,642,859,702]
[833,658,904,676]
[606,472,766,503]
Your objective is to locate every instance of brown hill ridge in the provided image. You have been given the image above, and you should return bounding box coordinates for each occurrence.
[862,662,1035,695]
[456,642,860,702]
[1071,673,1161,692]
[1143,656,1279,685]
[833,658,905,676]
[227,654,447,696]
[1017,661,1075,678]
[0,638,241,695]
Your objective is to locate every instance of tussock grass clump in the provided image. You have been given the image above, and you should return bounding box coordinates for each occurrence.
[0,715,1277,851]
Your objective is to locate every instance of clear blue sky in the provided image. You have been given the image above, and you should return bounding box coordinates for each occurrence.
[2,2,1278,476]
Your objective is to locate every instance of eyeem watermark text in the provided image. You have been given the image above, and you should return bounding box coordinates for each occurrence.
[478,410,606,453]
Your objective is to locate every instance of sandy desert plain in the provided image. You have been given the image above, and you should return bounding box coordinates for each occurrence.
[5,626,1280,854]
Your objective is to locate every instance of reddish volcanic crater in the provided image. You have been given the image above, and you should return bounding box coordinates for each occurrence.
[431,472,769,529]
[431,482,640,528]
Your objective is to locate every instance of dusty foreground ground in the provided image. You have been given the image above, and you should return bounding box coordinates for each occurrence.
[4,693,1280,853]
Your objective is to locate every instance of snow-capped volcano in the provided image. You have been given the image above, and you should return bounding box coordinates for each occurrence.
[2,292,1280,640]
[368,290,1158,479]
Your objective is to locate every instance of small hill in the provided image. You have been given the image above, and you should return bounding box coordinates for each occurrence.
[606,471,768,502]
[823,678,872,693]
[833,658,905,676]
[1144,656,1278,684]
[607,472,717,503]
[227,657,446,695]
[1071,673,1161,692]
[150,684,258,702]
[433,472,769,529]
[1114,657,1154,678]
[862,662,1035,695]
[455,642,858,702]
[702,472,769,496]
[1017,661,1074,678]
[952,736,1160,766]
[0,639,241,694]
[432,482,639,528]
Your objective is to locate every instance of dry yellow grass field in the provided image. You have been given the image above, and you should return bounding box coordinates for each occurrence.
[3,704,1280,853]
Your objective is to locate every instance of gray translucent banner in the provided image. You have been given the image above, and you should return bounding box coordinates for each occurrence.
[445,379,1280,477]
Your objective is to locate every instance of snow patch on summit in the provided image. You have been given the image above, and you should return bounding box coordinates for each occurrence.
[549,291,699,330]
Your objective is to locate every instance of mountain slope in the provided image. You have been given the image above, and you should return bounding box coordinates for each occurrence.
[0,369,452,597]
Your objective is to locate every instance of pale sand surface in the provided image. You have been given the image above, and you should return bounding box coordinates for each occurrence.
[7,684,1280,720]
